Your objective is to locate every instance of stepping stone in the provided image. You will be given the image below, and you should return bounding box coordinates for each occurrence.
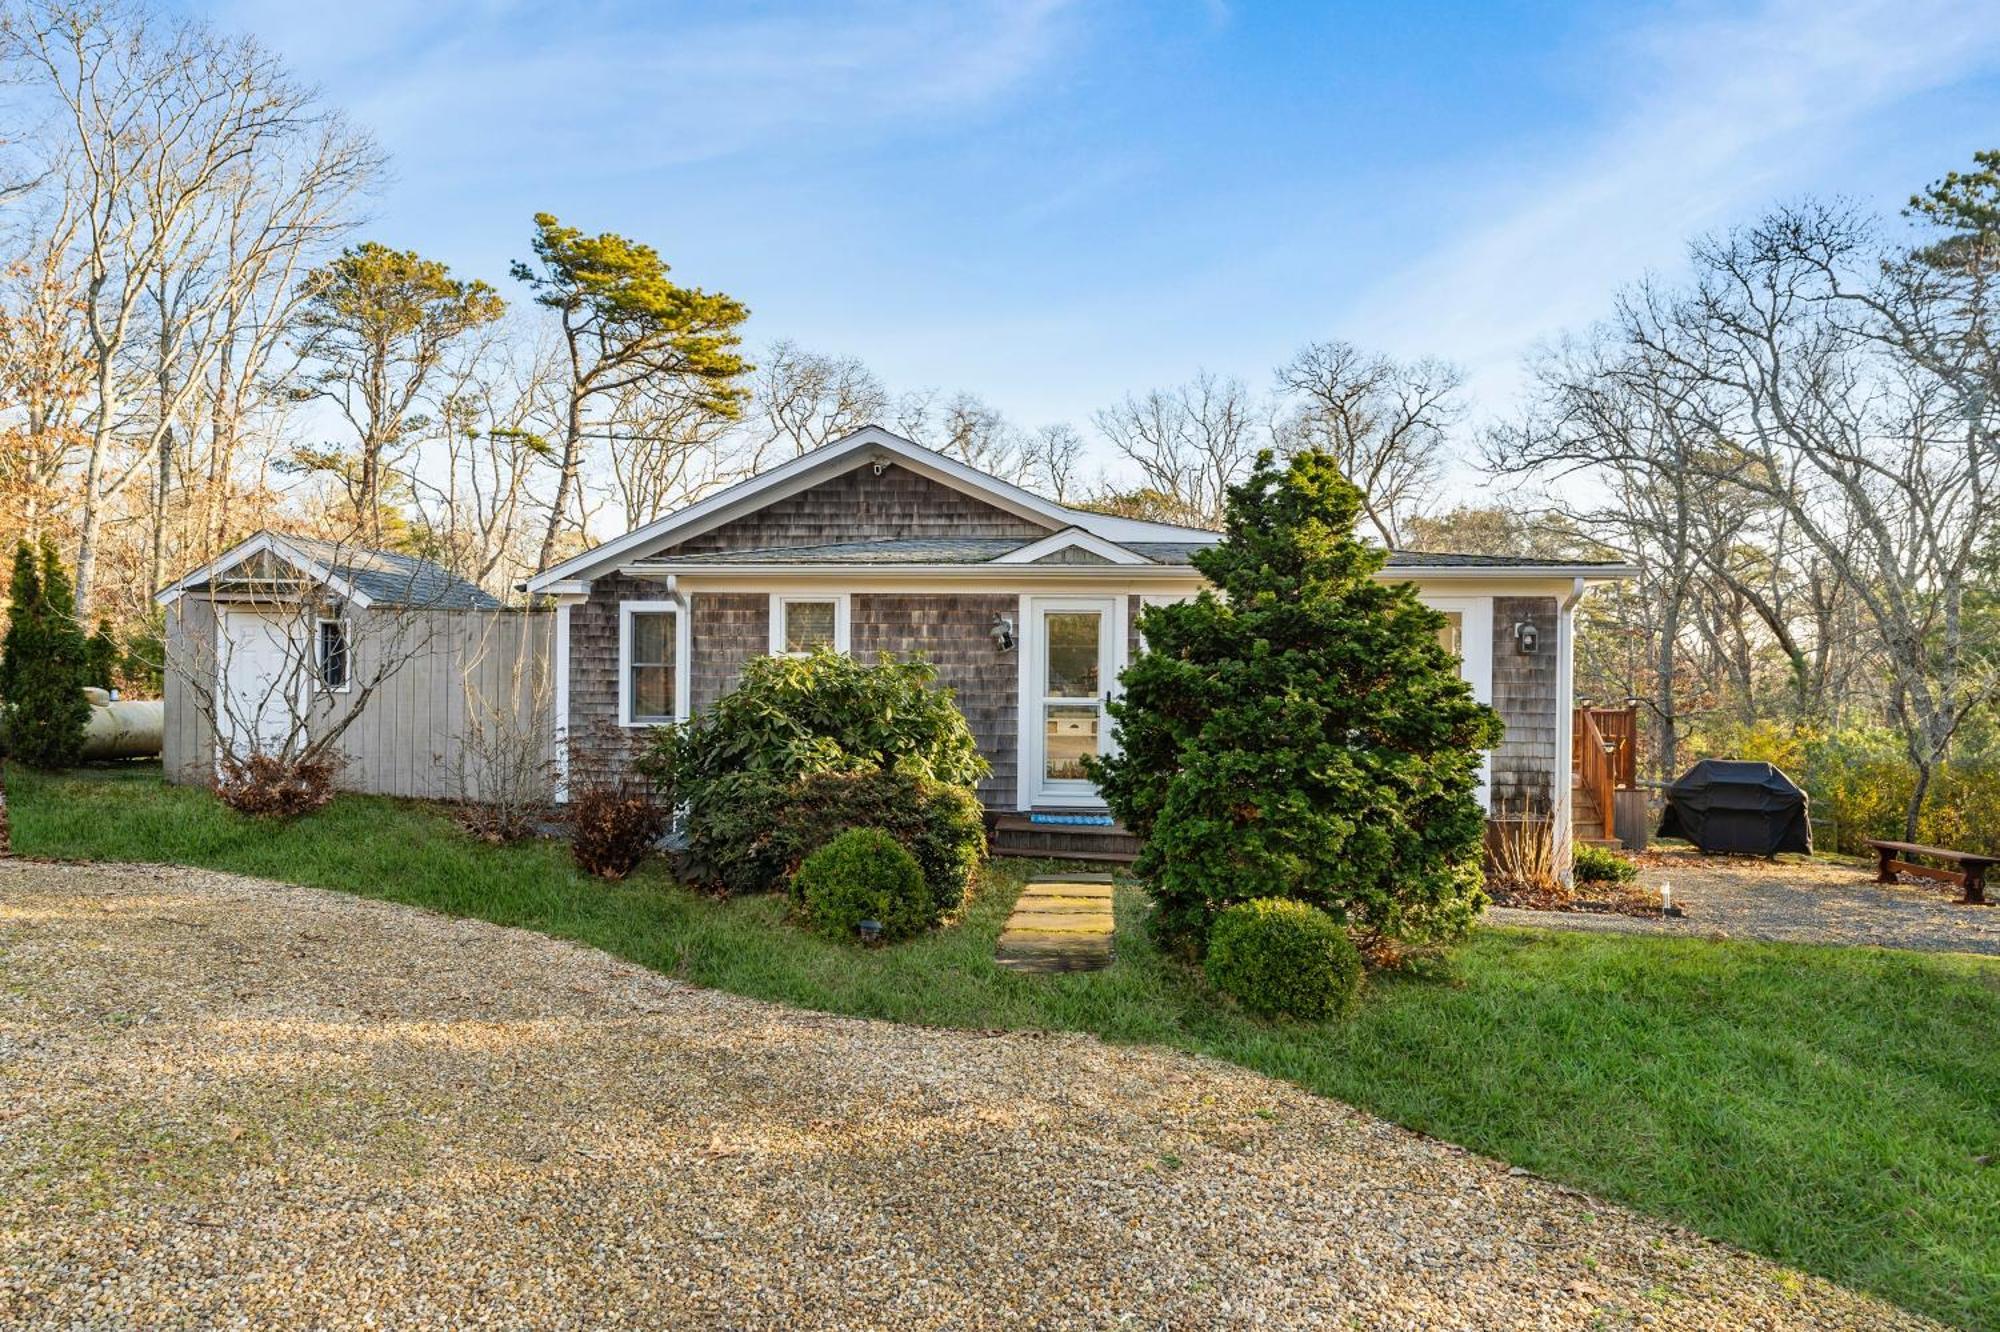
[994,875,1118,974]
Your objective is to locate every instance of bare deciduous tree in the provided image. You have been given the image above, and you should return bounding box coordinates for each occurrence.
[1273,340,1461,547]
[1093,371,1259,528]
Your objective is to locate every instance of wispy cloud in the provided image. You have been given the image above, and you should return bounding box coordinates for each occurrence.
[1346,0,2000,412]
[220,0,1081,181]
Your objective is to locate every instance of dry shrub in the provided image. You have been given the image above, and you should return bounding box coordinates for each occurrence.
[569,783,665,880]
[1488,808,1565,898]
[216,754,338,818]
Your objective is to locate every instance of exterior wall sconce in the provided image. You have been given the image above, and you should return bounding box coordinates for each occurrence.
[1513,620,1539,654]
[990,613,1016,652]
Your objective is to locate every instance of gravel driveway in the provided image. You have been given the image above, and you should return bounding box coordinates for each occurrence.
[0,861,1938,1330]
[1487,849,2000,954]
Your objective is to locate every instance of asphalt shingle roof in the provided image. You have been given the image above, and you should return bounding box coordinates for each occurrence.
[272,536,501,609]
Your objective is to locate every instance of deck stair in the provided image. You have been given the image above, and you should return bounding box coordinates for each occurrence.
[1571,776,1624,850]
[990,814,1141,863]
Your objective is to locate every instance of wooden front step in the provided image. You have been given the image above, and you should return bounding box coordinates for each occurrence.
[991,814,1142,863]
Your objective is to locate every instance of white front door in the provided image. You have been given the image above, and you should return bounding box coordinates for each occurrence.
[1022,595,1123,807]
[217,608,301,761]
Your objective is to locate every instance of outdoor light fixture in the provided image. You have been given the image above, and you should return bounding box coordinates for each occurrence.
[1513,620,1540,654]
[990,613,1016,652]
[857,919,883,944]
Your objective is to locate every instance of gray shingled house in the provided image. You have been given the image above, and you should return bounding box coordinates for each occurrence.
[524,426,1633,859]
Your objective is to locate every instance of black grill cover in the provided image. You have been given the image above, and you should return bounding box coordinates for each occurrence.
[1657,759,1811,856]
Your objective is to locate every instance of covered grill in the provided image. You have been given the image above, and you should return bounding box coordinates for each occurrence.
[1657,759,1812,857]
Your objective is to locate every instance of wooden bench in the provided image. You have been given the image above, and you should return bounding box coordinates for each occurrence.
[1866,839,1997,905]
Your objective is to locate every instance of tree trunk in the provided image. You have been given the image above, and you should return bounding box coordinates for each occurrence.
[537,392,585,573]
[74,361,119,617]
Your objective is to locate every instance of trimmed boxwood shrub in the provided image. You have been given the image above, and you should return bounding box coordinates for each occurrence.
[639,649,988,897]
[1204,897,1362,1020]
[794,827,930,942]
[1573,842,1639,884]
[778,768,984,918]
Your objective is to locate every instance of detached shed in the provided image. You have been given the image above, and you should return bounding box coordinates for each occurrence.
[157,532,551,800]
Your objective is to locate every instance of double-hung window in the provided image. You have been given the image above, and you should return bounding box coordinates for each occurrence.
[769,593,849,656]
[620,601,684,725]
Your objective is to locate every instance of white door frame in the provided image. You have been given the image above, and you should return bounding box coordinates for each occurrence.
[1016,593,1128,810]
[1420,594,1495,810]
[215,605,304,772]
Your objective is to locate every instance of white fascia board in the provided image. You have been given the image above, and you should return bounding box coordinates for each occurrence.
[526,426,1077,592]
[528,423,1233,592]
[1384,564,1638,583]
[993,528,1150,566]
[622,561,1200,582]
[152,530,372,609]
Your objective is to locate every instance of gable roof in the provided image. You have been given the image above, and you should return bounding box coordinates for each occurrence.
[524,425,1222,592]
[156,531,501,610]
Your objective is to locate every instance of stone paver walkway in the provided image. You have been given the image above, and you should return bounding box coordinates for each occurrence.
[993,873,1115,973]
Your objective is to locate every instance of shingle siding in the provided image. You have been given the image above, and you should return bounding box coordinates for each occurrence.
[1489,595,1559,819]
[851,594,1019,810]
[665,464,1049,556]
[690,593,768,715]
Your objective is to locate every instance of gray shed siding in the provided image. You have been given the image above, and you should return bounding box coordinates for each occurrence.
[164,600,552,800]
[1488,595,1560,818]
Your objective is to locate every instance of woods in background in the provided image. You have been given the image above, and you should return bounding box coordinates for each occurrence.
[3,1,1998,850]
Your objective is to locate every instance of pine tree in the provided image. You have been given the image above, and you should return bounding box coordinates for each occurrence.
[1,540,93,769]
[1092,450,1504,957]
[84,619,118,691]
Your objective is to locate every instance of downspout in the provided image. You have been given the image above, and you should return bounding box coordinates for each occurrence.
[1555,577,1585,884]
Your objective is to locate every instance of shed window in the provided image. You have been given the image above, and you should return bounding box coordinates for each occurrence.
[316,618,350,690]
[625,609,679,724]
[770,594,849,656]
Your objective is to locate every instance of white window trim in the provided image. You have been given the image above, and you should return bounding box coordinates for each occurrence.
[313,616,352,694]
[618,600,691,727]
[768,591,851,656]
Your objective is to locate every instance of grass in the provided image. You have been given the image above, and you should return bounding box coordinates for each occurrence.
[9,763,1999,1330]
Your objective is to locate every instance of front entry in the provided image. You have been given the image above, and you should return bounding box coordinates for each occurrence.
[1020,595,1124,808]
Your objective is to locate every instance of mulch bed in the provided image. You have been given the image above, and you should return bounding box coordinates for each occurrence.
[1488,878,1681,918]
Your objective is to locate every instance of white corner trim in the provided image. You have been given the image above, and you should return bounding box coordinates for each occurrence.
[992,528,1150,566]
[767,590,852,655]
[552,596,578,801]
[617,599,691,727]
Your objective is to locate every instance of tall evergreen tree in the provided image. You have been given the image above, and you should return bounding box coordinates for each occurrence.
[1,539,92,769]
[1092,450,1503,956]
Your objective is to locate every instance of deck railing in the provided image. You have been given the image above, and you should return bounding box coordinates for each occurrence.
[1570,706,1640,842]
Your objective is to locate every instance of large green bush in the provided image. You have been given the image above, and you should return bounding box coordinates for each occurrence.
[639,649,988,896]
[0,540,92,770]
[793,827,931,942]
[777,768,984,918]
[1091,450,1502,956]
[1204,897,1362,1019]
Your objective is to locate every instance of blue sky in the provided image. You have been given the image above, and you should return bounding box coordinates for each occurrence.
[208,0,2000,479]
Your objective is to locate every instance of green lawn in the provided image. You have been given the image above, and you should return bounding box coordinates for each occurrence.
[9,764,1998,1330]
